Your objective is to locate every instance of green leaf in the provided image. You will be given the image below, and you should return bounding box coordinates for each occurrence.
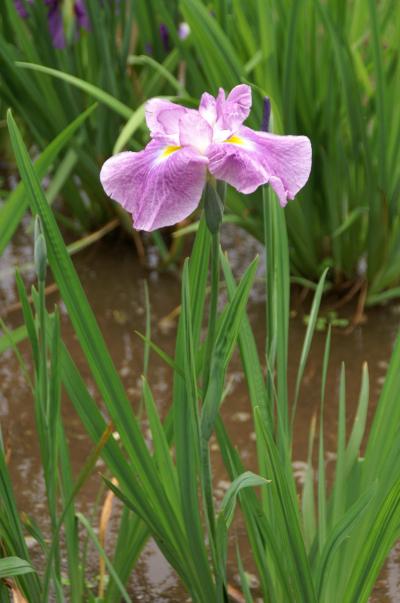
[200,256,259,441]
[0,434,42,599]
[292,267,330,424]
[343,480,400,603]
[255,406,317,602]
[344,363,369,475]
[263,186,290,442]
[76,513,131,603]
[180,0,243,88]
[219,472,268,529]
[16,62,133,119]
[215,471,268,581]
[331,207,368,238]
[0,324,27,355]
[142,378,180,511]
[316,486,374,598]
[0,104,97,258]
[128,54,185,94]
[0,557,35,579]
[113,104,146,154]
[236,544,254,603]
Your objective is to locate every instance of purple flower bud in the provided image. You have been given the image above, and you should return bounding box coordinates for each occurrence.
[45,0,65,49]
[14,0,33,18]
[16,0,89,47]
[144,42,153,55]
[261,97,271,132]
[159,23,169,51]
[178,22,190,40]
[74,0,90,31]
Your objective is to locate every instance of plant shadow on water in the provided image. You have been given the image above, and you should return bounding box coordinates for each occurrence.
[1,224,400,602]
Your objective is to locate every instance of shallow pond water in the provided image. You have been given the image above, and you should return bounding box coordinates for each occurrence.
[1,221,399,601]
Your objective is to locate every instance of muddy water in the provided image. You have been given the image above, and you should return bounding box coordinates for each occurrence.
[1,222,400,601]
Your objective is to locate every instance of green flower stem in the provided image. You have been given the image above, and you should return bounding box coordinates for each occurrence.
[201,179,225,593]
[201,228,221,588]
[203,229,220,392]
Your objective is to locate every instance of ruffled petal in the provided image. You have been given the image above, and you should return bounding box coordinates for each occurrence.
[199,85,252,143]
[219,84,252,131]
[207,126,311,204]
[100,140,208,231]
[145,99,188,144]
[199,92,217,125]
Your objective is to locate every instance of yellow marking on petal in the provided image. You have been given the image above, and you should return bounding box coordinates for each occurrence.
[224,135,245,145]
[160,145,181,158]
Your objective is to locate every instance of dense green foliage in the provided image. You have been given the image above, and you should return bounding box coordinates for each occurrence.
[1,1,400,300]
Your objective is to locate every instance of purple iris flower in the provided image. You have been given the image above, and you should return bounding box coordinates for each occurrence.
[46,0,89,49]
[156,22,190,52]
[100,85,312,231]
[159,23,170,51]
[74,0,90,30]
[45,0,65,49]
[178,22,190,40]
[14,0,33,18]
[15,0,89,49]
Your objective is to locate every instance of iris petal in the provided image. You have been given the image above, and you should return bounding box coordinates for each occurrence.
[100,140,208,231]
[218,84,252,132]
[179,112,213,154]
[145,99,188,144]
[207,126,312,204]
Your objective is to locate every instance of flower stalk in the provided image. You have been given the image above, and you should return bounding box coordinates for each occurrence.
[200,180,226,595]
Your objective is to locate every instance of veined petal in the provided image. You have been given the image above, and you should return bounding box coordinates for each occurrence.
[207,136,268,195]
[217,84,252,133]
[145,99,188,144]
[179,111,213,154]
[199,85,252,139]
[224,85,252,125]
[100,140,208,231]
[207,126,312,204]
[240,126,312,205]
[199,92,217,126]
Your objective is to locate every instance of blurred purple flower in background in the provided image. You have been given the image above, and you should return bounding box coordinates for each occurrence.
[74,0,90,30]
[14,0,33,18]
[100,85,312,231]
[159,23,170,52]
[14,0,89,48]
[178,22,190,40]
[155,21,190,54]
[45,0,65,48]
